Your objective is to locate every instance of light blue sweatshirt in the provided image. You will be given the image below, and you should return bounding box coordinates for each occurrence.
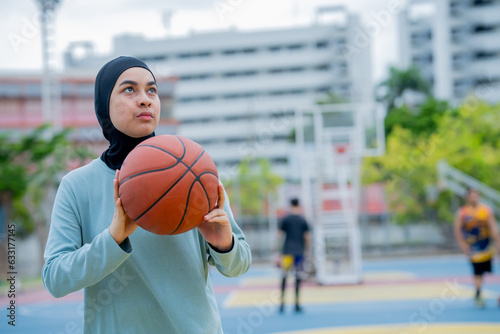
[42,158,251,333]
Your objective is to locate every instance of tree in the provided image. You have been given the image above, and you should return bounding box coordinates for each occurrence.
[0,125,94,277]
[376,66,432,113]
[225,158,283,216]
[363,99,500,230]
[384,98,454,137]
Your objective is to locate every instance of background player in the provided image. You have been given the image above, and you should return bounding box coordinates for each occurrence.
[277,198,310,313]
[454,188,500,308]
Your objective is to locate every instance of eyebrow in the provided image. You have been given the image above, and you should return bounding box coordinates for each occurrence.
[119,80,157,87]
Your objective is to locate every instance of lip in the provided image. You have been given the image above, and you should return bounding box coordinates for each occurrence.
[136,111,154,120]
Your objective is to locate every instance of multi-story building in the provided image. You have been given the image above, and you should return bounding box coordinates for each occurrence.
[398,0,500,103]
[63,6,373,179]
[0,73,177,152]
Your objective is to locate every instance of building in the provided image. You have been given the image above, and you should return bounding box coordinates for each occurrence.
[63,6,373,180]
[398,0,500,103]
[0,73,177,152]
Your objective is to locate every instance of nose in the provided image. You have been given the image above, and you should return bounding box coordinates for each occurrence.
[138,92,152,108]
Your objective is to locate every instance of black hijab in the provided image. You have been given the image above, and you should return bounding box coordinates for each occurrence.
[94,56,156,170]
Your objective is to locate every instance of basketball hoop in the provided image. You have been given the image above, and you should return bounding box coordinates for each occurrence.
[334,144,349,155]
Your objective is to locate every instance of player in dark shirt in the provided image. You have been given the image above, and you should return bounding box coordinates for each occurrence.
[278,198,310,313]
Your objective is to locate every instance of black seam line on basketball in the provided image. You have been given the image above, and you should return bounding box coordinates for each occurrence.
[137,136,186,161]
[119,163,182,186]
[169,171,218,235]
[120,138,188,186]
[176,136,210,178]
[135,142,195,173]
[133,148,208,221]
[169,177,198,235]
[198,175,211,212]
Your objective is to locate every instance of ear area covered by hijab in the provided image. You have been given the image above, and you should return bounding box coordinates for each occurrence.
[94,56,156,170]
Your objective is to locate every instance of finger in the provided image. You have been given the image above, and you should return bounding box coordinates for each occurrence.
[204,209,226,221]
[206,216,230,225]
[217,185,225,209]
[115,197,124,212]
[113,171,119,202]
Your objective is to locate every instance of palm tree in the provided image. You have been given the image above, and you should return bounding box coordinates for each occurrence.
[376,66,432,113]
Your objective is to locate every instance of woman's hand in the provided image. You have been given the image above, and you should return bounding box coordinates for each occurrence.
[197,185,233,252]
[109,170,138,245]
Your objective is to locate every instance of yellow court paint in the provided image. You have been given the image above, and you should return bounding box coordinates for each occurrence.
[226,281,482,307]
[362,271,416,282]
[240,271,416,287]
[272,323,500,334]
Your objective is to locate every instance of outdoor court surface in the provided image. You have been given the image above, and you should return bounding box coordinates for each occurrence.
[1,255,499,333]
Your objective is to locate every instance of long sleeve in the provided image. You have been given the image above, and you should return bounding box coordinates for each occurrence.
[42,176,131,298]
[207,188,252,277]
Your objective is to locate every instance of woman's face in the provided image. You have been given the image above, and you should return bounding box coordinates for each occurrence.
[109,67,160,138]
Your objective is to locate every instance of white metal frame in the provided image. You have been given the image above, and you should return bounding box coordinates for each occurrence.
[437,159,500,215]
[296,103,384,285]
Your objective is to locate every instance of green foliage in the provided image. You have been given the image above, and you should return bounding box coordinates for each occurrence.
[226,158,283,216]
[376,65,432,112]
[363,98,500,224]
[384,98,453,137]
[0,125,94,236]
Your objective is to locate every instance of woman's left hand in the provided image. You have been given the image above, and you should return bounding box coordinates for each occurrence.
[197,185,233,252]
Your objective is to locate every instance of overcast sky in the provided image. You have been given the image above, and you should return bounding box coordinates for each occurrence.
[1,0,404,83]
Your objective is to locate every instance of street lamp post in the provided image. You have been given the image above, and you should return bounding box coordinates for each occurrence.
[34,0,61,129]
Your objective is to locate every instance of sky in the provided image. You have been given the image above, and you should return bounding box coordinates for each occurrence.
[1,0,404,83]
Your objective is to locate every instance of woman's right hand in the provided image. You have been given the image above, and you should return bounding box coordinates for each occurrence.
[109,170,138,245]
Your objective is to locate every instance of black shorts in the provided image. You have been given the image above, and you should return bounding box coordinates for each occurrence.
[472,260,492,276]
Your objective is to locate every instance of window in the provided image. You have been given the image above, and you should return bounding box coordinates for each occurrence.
[177,95,215,103]
[268,46,281,52]
[288,44,305,51]
[225,137,246,144]
[412,53,433,63]
[474,50,498,60]
[242,48,257,54]
[411,30,432,47]
[268,68,283,74]
[177,53,193,59]
[270,157,288,164]
[316,40,329,49]
[316,86,330,93]
[0,84,20,97]
[139,55,168,62]
[475,77,499,85]
[222,70,258,78]
[473,0,494,6]
[336,38,347,46]
[269,89,305,96]
[198,52,212,58]
[223,92,257,100]
[314,64,331,71]
[473,24,497,33]
[179,73,213,81]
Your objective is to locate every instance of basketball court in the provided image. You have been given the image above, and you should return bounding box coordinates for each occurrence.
[1,255,499,333]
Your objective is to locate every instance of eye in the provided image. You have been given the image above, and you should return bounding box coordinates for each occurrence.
[148,87,157,94]
[124,87,134,93]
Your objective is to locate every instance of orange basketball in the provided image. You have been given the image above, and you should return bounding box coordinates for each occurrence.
[118,135,219,235]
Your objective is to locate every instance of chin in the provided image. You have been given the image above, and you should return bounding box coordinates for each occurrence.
[130,127,156,138]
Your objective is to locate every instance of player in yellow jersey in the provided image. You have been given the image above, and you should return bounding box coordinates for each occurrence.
[454,188,500,308]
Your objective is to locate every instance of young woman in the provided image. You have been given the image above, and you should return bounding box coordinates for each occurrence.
[42,56,251,333]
